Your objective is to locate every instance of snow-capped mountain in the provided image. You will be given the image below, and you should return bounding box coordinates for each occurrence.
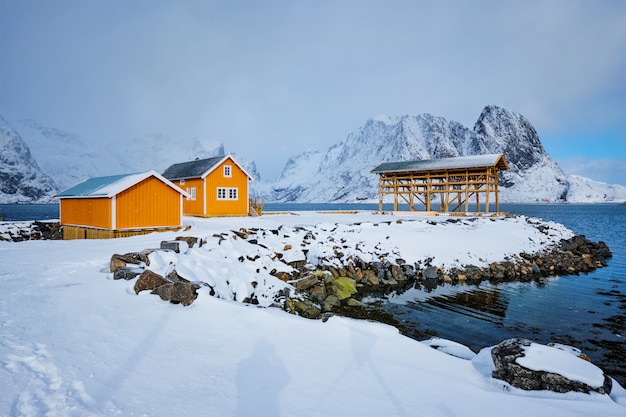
[1,106,623,204]
[0,116,57,203]
[252,105,578,203]
[566,175,626,203]
[6,118,259,195]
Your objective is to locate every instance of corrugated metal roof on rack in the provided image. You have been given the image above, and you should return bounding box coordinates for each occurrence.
[371,153,507,174]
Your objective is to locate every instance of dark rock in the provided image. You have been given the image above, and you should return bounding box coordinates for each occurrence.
[293,299,321,319]
[292,273,319,291]
[491,338,612,394]
[309,283,327,303]
[151,281,200,306]
[160,240,188,254]
[422,266,438,280]
[113,267,142,281]
[270,270,292,282]
[134,270,169,294]
[175,236,199,248]
[400,264,416,280]
[110,251,152,272]
[322,295,341,312]
[390,264,406,282]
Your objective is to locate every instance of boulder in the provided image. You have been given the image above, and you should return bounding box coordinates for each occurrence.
[160,240,189,254]
[327,277,357,300]
[293,299,321,319]
[309,283,328,303]
[322,295,341,312]
[110,251,152,272]
[175,236,199,248]
[134,270,169,294]
[422,266,438,280]
[292,273,319,291]
[113,267,142,281]
[151,281,200,306]
[345,298,362,307]
[491,338,612,394]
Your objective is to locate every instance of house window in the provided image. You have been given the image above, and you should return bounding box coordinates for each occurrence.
[180,179,185,185]
[217,187,238,200]
[224,165,232,178]
[190,187,196,201]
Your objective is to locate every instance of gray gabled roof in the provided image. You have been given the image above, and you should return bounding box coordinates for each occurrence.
[371,153,508,174]
[162,155,254,181]
[55,171,189,199]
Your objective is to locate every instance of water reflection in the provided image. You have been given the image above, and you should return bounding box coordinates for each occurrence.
[412,287,510,321]
[366,204,626,386]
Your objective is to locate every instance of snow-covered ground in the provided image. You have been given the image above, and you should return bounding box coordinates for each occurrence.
[1,211,624,416]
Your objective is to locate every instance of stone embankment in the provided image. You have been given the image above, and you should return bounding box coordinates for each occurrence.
[273,233,612,319]
[107,221,612,319]
[0,221,63,241]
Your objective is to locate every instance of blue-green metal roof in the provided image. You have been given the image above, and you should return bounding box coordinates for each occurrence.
[55,171,189,199]
[55,173,137,197]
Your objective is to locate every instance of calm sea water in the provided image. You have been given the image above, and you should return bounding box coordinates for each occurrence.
[2,203,625,384]
[0,204,59,221]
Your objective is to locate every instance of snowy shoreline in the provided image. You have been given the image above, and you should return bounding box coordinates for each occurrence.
[1,211,625,415]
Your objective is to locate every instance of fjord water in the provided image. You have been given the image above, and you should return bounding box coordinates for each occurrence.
[377,203,626,386]
[3,203,625,385]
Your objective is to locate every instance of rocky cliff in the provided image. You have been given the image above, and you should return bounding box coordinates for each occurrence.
[0,116,57,203]
[254,105,570,203]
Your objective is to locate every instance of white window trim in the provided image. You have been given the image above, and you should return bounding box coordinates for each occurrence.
[190,187,196,201]
[223,165,232,178]
[217,187,238,200]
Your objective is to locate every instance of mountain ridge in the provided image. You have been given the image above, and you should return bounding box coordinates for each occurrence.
[0,116,57,203]
[1,106,625,204]
[252,105,592,203]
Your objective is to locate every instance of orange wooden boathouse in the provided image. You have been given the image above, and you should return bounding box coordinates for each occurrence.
[56,170,189,239]
[162,155,254,217]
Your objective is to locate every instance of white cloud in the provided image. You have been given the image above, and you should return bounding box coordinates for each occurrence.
[558,157,626,187]
[0,0,625,180]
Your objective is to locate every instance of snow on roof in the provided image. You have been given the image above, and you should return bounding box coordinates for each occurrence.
[162,154,254,181]
[371,153,508,174]
[55,170,189,199]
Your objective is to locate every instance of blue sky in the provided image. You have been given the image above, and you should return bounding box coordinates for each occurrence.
[1,0,624,185]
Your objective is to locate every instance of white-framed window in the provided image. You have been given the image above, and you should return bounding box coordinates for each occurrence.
[217,187,238,200]
[223,165,232,178]
[180,179,185,185]
[190,187,196,201]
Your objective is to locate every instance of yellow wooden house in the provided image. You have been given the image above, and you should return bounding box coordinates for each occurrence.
[162,155,254,217]
[55,170,189,239]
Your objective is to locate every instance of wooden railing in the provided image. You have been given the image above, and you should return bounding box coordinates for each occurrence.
[250,198,264,216]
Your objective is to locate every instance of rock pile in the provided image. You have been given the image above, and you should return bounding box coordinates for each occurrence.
[105,218,612,317]
[268,234,611,319]
[0,221,62,241]
[110,237,204,306]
